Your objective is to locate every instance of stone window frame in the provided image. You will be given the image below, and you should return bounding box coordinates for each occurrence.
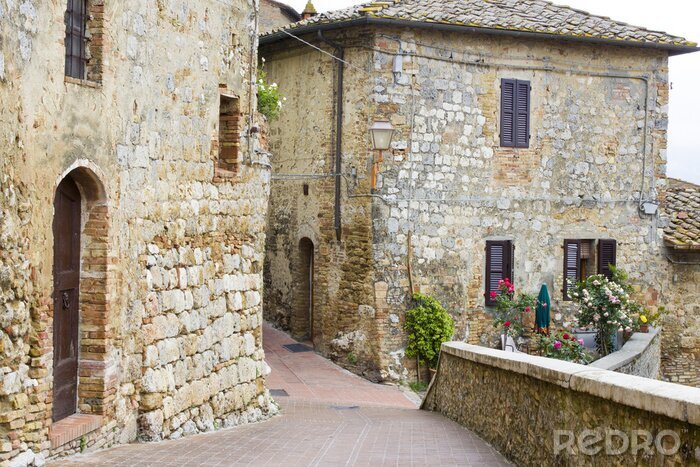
[64,0,106,86]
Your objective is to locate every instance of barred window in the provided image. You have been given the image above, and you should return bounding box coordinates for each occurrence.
[65,0,88,79]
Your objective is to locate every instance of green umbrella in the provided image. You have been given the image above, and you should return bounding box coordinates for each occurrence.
[535,284,551,334]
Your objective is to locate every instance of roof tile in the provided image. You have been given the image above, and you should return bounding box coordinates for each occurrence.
[263,0,696,49]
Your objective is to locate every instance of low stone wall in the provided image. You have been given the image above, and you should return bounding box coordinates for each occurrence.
[591,329,661,379]
[422,342,700,465]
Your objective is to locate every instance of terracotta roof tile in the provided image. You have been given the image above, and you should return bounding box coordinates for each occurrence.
[663,179,700,250]
[262,0,696,50]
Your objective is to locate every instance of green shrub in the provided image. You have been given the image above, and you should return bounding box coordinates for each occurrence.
[404,293,454,369]
[257,68,284,121]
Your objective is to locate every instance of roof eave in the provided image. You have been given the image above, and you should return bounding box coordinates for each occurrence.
[260,17,699,56]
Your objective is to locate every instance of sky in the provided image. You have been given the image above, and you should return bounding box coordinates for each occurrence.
[284,0,700,184]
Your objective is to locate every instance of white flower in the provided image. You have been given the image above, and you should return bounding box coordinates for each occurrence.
[261,57,266,63]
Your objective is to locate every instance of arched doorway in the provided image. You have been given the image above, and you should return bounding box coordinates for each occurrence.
[297,238,314,342]
[53,176,82,422]
[51,165,110,424]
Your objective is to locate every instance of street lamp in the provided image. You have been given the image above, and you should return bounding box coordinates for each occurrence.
[369,120,395,192]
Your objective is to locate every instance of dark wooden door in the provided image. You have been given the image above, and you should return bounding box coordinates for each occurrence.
[53,177,81,422]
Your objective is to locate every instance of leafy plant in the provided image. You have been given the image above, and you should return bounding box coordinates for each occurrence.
[639,306,667,328]
[409,381,429,393]
[346,352,357,364]
[257,66,284,121]
[533,331,592,364]
[490,278,537,340]
[404,293,454,369]
[568,267,641,356]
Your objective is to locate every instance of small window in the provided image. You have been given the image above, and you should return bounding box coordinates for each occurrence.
[500,79,531,148]
[218,94,241,173]
[303,184,309,196]
[563,239,617,299]
[65,0,88,79]
[485,240,513,306]
[64,0,104,83]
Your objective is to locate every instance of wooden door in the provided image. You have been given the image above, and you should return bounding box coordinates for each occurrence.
[53,177,81,422]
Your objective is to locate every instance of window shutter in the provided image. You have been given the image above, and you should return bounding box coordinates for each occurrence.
[563,240,580,300]
[515,80,531,148]
[500,79,516,147]
[597,239,617,279]
[485,240,513,306]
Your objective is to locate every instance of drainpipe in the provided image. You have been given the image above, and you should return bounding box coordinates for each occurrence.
[318,31,344,241]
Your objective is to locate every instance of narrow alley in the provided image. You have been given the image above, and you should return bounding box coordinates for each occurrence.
[51,325,509,466]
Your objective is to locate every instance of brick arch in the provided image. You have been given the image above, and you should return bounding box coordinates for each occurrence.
[49,165,115,447]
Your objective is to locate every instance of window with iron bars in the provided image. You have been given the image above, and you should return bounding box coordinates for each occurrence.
[65,0,88,80]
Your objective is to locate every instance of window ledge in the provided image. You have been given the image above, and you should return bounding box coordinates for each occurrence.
[50,414,103,448]
[64,76,102,89]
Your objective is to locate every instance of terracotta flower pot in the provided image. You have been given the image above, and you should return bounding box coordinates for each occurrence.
[640,324,649,333]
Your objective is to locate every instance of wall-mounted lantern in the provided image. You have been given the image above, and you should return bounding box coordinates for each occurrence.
[369,120,395,192]
[369,120,395,151]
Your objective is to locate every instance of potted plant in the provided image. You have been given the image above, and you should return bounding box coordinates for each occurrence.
[533,331,592,364]
[638,307,667,333]
[491,278,537,350]
[404,293,454,380]
[568,268,640,357]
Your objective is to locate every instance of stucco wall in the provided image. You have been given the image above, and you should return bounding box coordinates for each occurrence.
[423,343,700,466]
[0,0,274,464]
[262,25,673,382]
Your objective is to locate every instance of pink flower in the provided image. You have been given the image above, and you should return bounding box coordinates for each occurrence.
[542,303,547,308]
[504,321,511,328]
[578,339,585,346]
[490,291,498,299]
[554,341,562,350]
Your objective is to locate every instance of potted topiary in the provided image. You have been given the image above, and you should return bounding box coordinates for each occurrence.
[404,293,454,381]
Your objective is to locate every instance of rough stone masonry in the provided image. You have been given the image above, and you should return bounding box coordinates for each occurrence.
[0,0,275,464]
[260,2,699,384]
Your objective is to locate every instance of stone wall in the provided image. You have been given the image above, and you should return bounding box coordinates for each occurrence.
[262,32,388,380]
[262,25,672,381]
[0,0,274,464]
[423,342,700,465]
[591,330,661,379]
[660,252,700,387]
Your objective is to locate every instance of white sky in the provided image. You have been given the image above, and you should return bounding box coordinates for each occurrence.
[285,0,700,184]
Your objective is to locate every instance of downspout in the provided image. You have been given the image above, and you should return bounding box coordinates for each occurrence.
[318,30,344,241]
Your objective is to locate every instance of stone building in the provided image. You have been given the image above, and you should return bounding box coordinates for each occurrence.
[260,0,301,34]
[660,178,700,386]
[1,0,274,464]
[260,0,698,382]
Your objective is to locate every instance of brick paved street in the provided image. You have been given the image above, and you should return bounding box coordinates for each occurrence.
[51,325,509,466]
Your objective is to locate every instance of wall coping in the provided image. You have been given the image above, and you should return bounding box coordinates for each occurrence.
[431,342,700,425]
[590,329,659,371]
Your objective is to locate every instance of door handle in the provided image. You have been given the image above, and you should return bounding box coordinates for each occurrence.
[62,292,70,310]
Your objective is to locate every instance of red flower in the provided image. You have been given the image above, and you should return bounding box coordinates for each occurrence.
[490,291,498,299]
[525,306,531,313]
[504,321,511,328]
[563,333,570,340]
